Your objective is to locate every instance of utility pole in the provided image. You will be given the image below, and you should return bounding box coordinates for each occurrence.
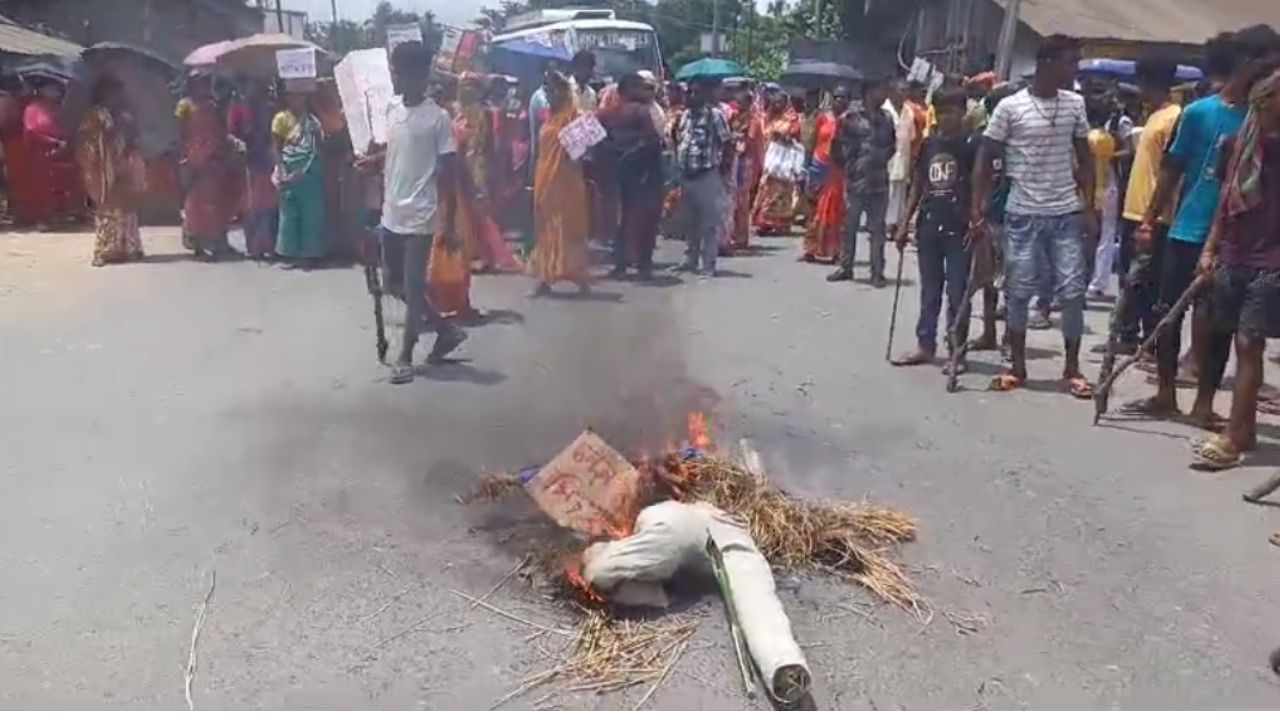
[275,0,285,33]
[710,0,721,56]
[331,0,338,25]
[995,0,1022,80]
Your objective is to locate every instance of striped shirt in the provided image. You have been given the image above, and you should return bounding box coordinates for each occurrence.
[984,88,1089,217]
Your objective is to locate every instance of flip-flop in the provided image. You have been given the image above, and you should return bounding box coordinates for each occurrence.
[891,352,935,367]
[988,373,1025,392]
[1118,397,1178,418]
[1063,375,1095,400]
[1190,435,1243,472]
[1270,532,1280,548]
[390,363,414,385]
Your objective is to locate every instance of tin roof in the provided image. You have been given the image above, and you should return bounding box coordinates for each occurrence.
[0,14,81,56]
[1001,0,1280,45]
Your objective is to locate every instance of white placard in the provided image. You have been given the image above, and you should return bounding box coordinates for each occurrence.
[557,112,607,161]
[335,49,394,156]
[276,47,317,79]
[386,23,422,52]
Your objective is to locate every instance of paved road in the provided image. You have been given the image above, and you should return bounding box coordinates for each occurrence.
[2,227,1279,709]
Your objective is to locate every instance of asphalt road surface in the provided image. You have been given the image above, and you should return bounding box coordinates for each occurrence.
[2,227,1279,709]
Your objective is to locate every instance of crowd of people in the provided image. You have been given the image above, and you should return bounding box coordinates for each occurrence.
[5,28,1280,476]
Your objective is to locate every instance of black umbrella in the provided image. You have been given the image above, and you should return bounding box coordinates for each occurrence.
[780,60,862,89]
[83,42,180,76]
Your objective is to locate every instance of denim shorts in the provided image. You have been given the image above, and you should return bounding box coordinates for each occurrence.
[1003,212,1086,301]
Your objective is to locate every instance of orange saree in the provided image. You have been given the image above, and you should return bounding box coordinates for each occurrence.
[802,111,845,262]
[532,105,590,286]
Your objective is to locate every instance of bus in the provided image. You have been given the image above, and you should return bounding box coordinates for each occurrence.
[491,8,664,81]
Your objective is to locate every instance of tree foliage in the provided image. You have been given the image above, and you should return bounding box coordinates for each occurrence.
[305,1,443,57]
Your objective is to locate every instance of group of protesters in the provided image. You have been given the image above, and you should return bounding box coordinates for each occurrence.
[868,26,1280,480]
[9,28,1280,473]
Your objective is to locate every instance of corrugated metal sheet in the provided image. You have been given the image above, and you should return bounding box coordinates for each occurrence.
[0,15,81,56]
[1000,0,1280,45]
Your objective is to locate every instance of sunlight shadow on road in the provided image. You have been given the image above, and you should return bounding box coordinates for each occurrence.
[417,359,507,386]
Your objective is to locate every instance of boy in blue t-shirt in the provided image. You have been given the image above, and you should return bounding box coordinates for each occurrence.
[1123,25,1280,425]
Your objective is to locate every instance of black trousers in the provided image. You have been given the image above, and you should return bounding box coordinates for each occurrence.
[1154,238,1232,391]
[1117,220,1167,345]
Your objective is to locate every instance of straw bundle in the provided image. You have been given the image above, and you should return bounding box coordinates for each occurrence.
[495,610,696,707]
[679,455,921,613]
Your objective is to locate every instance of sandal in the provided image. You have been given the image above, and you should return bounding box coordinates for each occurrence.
[988,373,1026,392]
[1063,375,1095,400]
[891,350,935,367]
[1270,532,1280,549]
[1118,397,1178,418]
[1190,435,1243,472]
[390,362,415,385]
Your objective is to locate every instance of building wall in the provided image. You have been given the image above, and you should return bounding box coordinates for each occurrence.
[1,0,262,62]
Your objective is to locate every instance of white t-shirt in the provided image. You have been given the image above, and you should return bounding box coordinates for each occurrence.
[381,96,456,235]
[984,88,1089,217]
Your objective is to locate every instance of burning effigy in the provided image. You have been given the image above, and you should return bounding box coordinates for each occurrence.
[460,415,920,708]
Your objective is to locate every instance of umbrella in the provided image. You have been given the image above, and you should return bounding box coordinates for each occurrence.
[84,42,178,74]
[217,34,319,77]
[2,54,80,83]
[1077,58,1203,83]
[780,59,861,88]
[492,38,571,62]
[675,57,743,81]
[75,42,181,158]
[184,39,236,68]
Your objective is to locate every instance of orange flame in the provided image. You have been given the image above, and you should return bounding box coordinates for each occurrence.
[687,412,714,453]
[563,556,606,605]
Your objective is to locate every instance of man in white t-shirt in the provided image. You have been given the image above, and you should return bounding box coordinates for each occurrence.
[973,34,1098,398]
[360,41,467,384]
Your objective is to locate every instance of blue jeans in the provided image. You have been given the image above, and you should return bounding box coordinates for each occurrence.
[916,227,971,353]
[1004,212,1086,340]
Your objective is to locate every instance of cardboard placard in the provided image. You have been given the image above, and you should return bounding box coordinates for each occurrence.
[557,112,607,161]
[385,22,422,52]
[335,49,394,155]
[525,431,640,538]
[276,47,317,79]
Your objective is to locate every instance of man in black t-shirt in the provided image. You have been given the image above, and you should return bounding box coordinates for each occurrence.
[892,87,977,371]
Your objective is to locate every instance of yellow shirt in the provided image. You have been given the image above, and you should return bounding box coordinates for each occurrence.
[1123,103,1181,223]
[271,110,299,140]
[1087,128,1116,209]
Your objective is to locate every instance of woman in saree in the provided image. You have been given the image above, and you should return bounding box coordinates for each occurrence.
[77,76,145,266]
[802,86,850,263]
[728,84,763,251]
[13,78,84,227]
[660,82,688,241]
[228,78,278,259]
[271,87,326,267]
[532,71,591,295]
[751,91,803,234]
[454,73,516,273]
[177,74,239,259]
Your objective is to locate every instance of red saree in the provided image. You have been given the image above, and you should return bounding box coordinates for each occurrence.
[802,112,845,262]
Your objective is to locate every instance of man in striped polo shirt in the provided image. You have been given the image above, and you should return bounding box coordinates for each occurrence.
[973,35,1099,397]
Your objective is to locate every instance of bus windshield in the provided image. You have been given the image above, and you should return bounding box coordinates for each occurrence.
[575,28,660,79]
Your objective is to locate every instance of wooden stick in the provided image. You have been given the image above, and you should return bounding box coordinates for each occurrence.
[184,568,216,711]
[633,640,687,710]
[448,589,572,637]
[885,246,906,363]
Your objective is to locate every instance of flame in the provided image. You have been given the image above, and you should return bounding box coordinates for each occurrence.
[563,556,606,605]
[687,412,714,453]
